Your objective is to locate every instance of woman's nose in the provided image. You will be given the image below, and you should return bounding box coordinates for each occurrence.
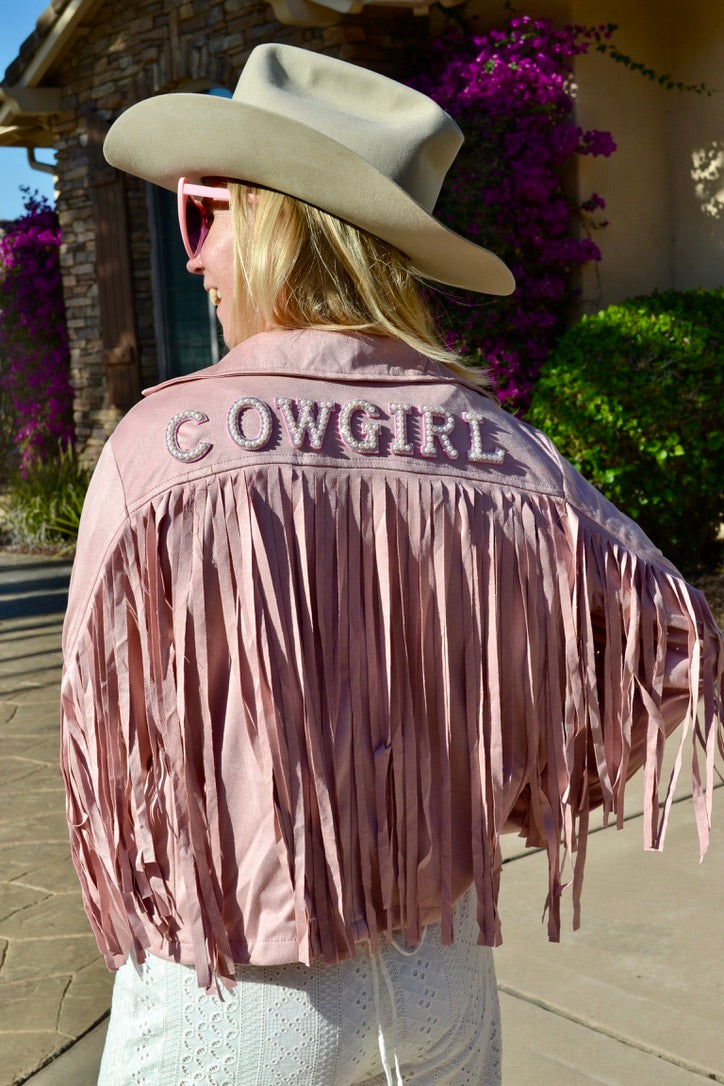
[186,251,204,275]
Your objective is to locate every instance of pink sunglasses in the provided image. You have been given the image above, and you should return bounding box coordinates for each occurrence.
[177,177,231,259]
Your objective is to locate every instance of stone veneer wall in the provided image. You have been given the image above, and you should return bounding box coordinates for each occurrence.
[49,0,429,463]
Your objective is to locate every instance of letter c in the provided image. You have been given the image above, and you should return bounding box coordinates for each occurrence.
[165,410,212,462]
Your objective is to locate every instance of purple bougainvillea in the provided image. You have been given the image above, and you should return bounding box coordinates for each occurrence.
[0,190,73,471]
[412,15,617,412]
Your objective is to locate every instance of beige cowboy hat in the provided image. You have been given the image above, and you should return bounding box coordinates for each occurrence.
[104,42,515,295]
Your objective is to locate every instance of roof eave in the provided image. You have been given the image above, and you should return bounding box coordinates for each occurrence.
[0,0,103,149]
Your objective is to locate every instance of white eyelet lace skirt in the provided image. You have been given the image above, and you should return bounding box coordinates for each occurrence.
[98,886,501,1086]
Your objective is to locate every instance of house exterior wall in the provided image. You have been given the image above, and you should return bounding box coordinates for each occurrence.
[460,0,722,310]
[660,1,723,293]
[573,0,724,309]
[47,0,428,461]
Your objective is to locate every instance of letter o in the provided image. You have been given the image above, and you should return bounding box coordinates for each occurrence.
[228,397,273,451]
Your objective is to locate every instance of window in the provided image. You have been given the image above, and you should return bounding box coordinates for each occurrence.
[147,87,231,381]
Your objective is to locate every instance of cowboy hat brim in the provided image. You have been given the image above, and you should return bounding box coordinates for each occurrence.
[104,93,515,296]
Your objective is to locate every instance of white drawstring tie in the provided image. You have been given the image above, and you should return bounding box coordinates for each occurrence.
[367,927,428,1086]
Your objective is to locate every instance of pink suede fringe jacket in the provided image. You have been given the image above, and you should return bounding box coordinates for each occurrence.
[61,329,723,992]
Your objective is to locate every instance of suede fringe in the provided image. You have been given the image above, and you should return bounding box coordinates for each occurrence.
[61,467,723,990]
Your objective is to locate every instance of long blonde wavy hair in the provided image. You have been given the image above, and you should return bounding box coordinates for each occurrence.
[226,181,489,386]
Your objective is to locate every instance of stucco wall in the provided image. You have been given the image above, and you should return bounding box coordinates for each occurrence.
[458,0,723,309]
[573,0,723,308]
[662,1,724,292]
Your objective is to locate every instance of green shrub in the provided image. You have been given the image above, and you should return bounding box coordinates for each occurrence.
[527,289,724,570]
[1,443,91,553]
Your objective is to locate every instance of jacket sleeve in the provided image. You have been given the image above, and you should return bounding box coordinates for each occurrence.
[500,453,723,937]
[60,440,140,973]
[62,440,128,659]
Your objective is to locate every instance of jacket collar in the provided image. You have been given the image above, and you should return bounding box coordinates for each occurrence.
[143,329,476,398]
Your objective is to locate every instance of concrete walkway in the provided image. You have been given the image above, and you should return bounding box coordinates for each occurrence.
[0,551,721,1085]
[0,553,113,1086]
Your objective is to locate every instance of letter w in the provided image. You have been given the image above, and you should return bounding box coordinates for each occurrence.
[275,397,334,451]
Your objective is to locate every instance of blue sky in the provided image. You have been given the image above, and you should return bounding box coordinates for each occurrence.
[0,0,57,221]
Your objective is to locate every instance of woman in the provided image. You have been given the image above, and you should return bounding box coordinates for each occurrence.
[61,43,722,1085]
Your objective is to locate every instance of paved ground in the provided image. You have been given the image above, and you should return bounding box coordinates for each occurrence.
[0,553,113,1086]
[1,550,722,1085]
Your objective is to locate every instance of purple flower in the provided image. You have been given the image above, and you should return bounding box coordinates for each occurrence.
[409,15,615,413]
[0,189,73,468]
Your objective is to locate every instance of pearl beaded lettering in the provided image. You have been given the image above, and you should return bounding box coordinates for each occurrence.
[420,406,458,460]
[275,397,335,450]
[228,397,273,451]
[163,396,507,469]
[165,410,212,463]
[388,402,414,456]
[339,399,384,454]
[461,412,505,465]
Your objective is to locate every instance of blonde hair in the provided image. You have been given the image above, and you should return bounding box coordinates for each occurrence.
[226,182,490,386]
